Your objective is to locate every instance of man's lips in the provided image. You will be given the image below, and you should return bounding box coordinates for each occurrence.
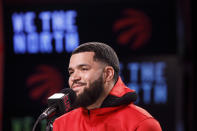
[71,83,86,89]
[71,83,86,95]
[72,85,84,89]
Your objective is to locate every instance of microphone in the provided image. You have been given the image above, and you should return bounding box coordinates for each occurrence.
[39,88,76,120]
[32,88,76,131]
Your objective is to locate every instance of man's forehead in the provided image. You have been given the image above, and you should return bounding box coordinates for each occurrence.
[69,52,95,67]
[72,51,95,57]
[70,52,95,60]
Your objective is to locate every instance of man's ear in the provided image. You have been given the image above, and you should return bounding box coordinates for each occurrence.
[103,66,114,82]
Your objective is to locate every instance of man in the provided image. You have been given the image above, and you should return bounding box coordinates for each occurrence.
[53,42,162,131]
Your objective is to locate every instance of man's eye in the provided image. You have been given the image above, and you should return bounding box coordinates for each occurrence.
[82,68,88,71]
[69,72,73,75]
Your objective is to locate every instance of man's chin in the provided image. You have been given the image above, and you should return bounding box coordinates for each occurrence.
[72,88,82,95]
[74,91,85,100]
[72,75,104,108]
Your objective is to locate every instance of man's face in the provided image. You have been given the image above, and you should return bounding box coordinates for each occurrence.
[68,52,105,107]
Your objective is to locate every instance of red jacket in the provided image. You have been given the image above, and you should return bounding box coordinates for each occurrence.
[53,77,162,131]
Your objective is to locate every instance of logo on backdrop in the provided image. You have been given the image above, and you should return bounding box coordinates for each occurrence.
[113,9,152,50]
[26,65,64,103]
[11,10,79,54]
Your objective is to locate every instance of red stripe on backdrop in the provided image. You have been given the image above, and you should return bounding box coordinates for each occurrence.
[0,0,4,130]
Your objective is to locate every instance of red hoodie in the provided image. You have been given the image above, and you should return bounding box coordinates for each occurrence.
[53,77,162,131]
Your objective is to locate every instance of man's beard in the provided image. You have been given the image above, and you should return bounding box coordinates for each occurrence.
[73,75,104,108]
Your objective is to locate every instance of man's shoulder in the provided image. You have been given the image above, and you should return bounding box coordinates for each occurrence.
[54,108,81,122]
[53,108,82,130]
[120,104,154,122]
[127,104,153,118]
[119,104,162,130]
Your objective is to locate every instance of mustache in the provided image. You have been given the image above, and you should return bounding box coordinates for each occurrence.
[71,81,87,88]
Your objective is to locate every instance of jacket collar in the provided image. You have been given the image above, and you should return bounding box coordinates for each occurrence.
[109,77,136,97]
[80,76,137,115]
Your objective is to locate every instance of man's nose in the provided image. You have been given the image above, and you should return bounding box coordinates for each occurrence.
[70,71,81,82]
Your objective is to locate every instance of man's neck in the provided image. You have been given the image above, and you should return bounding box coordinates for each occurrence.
[86,81,115,110]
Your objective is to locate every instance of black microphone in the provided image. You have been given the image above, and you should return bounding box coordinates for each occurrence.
[32,88,76,131]
[39,88,76,120]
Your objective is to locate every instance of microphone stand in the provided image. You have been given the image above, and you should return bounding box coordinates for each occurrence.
[32,107,55,131]
[46,118,53,131]
[32,113,44,131]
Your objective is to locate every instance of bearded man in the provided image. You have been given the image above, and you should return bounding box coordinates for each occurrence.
[53,42,162,131]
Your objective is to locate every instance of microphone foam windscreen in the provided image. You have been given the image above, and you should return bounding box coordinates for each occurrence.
[60,88,76,105]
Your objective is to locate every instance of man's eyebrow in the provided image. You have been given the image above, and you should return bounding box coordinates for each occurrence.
[68,64,90,71]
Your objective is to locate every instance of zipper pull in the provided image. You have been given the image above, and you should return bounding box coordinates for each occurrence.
[88,110,91,119]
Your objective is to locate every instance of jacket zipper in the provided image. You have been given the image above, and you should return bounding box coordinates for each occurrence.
[88,110,94,131]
